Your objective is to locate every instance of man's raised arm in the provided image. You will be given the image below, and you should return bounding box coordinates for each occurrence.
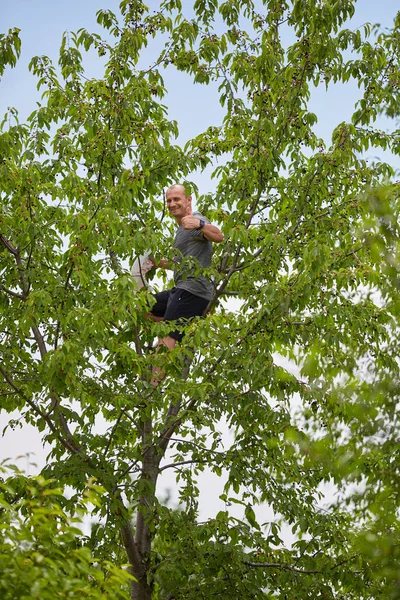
[181,216,224,243]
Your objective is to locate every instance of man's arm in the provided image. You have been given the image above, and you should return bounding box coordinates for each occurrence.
[181,216,224,243]
[201,222,224,243]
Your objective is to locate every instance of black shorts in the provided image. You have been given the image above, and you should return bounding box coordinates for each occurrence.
[150,287,209,342]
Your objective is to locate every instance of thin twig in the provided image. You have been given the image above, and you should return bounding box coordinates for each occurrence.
[103,409,127,457]
[159,458,209,473]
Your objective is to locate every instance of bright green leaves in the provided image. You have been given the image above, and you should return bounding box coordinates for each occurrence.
[76,28,105,54]
[28,55,59,91]
[219,0,255,26]
[96,9,121,37]
[290,0,356,37]
[0,468,133,599]
[244,503,259,529]
[0,28,21,78]
[2,2,400,599]
[59,31,84,80]
[193,0,218,21]
[361,185,400,293]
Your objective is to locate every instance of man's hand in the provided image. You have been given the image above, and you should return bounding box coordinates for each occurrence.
[149,257,173,270]
[181,216,201,230]
[157,258,173,270]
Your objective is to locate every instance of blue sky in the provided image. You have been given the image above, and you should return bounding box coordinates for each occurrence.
[1,0,399,196]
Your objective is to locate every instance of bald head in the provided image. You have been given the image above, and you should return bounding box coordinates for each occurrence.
[166,183,189,197]
[166,184,192,223]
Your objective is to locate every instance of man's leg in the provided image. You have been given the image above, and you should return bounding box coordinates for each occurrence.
[146,290,170,322]
[145,290,170,386]
[145,289,176,387]
[150,335,176,387]
[150,289,209,387]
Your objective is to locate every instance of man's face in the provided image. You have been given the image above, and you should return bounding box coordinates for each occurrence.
[166,186,191,220]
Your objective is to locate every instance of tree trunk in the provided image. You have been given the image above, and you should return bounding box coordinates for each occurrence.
[126,413,161,600]
[131,575,153,600]
[120,521,147,600]
[126,373,187,598]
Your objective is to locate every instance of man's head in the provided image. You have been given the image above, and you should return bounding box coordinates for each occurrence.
[166,184,192,223]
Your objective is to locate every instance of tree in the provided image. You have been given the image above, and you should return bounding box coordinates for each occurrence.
[0,466,133,599]
[1,1,400,598]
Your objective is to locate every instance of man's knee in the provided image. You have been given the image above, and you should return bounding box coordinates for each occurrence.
[158,336,177,350]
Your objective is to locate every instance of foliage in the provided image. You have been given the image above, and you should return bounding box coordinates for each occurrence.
[0,465,133,599]
[0,27,21,78]
[1,1,400,599]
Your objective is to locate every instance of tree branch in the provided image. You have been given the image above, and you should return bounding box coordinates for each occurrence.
[120,518,142,582]
[54,263,74,349]
[207,187,263,313]
[0,364,80,456]
[32,324,47,357]
[159,458,209,473]
[0,233,83,455]
[244,560,320,573]
[103,408,127,457]
[0,234,18,256]
[0,284,24,299]
[244,553,359,574]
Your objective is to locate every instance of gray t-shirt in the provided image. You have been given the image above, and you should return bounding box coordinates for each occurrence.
[173,212,214,300]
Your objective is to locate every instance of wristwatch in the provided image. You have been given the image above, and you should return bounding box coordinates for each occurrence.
[197,219,205,230]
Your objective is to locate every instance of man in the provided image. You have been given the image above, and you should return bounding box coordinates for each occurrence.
[149,184,224,385]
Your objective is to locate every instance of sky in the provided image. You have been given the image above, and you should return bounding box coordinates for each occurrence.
[2,0,399,189]
[1,0,399,519]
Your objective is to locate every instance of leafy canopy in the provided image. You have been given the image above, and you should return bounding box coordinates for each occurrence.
[1,1,400,599]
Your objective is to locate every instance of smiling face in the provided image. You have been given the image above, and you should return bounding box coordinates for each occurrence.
[166,184,192,223]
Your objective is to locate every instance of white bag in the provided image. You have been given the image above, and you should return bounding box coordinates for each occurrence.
[131,253,154,291]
